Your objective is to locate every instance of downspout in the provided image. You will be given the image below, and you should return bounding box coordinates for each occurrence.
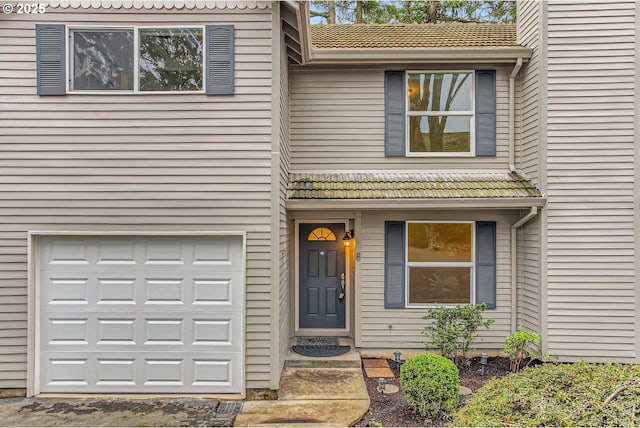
[509,57,523,172]
[511,206,538,332]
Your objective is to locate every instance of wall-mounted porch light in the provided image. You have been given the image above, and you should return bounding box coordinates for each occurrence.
[342,230,354,247]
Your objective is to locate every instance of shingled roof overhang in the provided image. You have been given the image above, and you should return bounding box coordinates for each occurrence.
[306,23,532,65]
[287,172,546,210]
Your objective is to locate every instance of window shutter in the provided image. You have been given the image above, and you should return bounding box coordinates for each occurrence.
[384,221,406,308]
[36,24,66,96]
[206,25,234,95]
[475,221,497,309]
[475,70,496,156]
[384,71,406,157]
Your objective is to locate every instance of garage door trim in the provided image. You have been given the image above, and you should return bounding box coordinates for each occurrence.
[27,231,246,397]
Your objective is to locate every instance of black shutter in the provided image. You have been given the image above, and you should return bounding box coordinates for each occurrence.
[475,221,497,309]
[206,25,235,95]
[384,221,406,308]
[475,70,496,156]
[36,24,66,95]
[384,71,406,156]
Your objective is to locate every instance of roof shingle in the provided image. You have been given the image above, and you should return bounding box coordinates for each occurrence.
[310,23,519,50]
[287,172,543,200]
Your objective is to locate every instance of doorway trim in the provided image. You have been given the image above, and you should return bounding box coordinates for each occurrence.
[294,219,351,336]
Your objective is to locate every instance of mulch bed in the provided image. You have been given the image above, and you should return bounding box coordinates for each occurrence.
[358,356,511,427]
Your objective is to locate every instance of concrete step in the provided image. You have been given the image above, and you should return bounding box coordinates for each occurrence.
[284,338,362,369]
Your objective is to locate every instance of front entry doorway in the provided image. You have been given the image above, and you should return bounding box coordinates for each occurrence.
[298,223,346,329]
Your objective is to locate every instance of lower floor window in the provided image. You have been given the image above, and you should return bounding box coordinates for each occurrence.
[406,222,474,305]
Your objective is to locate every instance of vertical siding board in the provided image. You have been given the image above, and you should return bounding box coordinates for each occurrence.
[516,0,543,335]
[278,29,291,372]
[0,6,275,389]
[544,0,637,361]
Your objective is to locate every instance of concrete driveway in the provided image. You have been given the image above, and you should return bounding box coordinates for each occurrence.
[0,397,241,427]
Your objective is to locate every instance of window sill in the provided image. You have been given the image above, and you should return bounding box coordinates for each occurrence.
[66,90,207,95]
[405,152,476,158]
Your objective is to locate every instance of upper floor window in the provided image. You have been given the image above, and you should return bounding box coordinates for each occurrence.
[35,24,234,96]
[407,72,473,155]
[71,27,204,93]
[384,70,495,158]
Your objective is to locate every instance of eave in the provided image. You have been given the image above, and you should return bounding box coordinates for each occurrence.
[308,47,533,64]
[286,197,546,210]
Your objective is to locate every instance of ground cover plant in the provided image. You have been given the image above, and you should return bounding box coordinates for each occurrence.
[453,361,640,427]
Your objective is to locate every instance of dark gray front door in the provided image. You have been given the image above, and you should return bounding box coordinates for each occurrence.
[299,223,346,329]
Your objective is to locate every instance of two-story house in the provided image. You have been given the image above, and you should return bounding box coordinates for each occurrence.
[0,0,638,398]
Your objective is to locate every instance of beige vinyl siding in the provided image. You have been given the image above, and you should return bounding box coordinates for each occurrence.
[278,30,292,372]
[515,0,543,334]
[517,217,541,333]
[289,66,512,171]
[545,1,636,361]
[0,6,275,389]
[356,210,516,350]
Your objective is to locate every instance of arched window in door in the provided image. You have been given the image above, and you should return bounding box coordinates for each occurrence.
[307,227,336,241]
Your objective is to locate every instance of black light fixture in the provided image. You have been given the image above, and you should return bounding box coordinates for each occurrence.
[376,378,387,394]
[342,229,354,247]
[480,352,489,376]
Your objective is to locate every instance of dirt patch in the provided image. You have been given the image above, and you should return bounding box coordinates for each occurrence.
[2,397,240,427]
[358,356,511,427]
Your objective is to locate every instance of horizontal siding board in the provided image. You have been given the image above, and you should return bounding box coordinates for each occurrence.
[358,210,515,350]
[0,6,276,389]
[290,67,512,171]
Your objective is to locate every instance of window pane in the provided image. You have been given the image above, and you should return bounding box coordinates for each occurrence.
[408,73,472,112]
[139,28,203,91]
[408,267,471,304]
[73,31,134,91]
[409,115,471,153]
[408,223,472,262]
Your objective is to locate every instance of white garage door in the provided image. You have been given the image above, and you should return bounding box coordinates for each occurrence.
[37,235,243,394]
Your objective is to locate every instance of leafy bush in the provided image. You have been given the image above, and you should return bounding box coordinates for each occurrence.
[503,326,541,372]
[399,353,460,420]
[422,304,494,367]
[453,362,640,427]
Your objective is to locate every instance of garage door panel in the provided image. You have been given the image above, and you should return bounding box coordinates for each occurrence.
[40,272,243,309]
[42,238,243,270]
[40,352,241,393]
[38,236,244,394]
[41,312,242,352]
[40,269,243,310]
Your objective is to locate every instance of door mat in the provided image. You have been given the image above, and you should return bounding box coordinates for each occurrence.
[292,337,351,357]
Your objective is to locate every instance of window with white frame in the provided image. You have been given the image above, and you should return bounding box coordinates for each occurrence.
[406,72,474,155]
[406,221,474,305]
[71,27,204,92]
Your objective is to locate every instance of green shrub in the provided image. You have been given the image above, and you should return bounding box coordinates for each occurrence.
[422,304,494,367]
[503,326,541,372]
[400,353,460,420]
[453,362,640,427]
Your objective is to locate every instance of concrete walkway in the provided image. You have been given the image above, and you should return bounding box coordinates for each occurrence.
[0,397,238,427]
[234,341,370,427]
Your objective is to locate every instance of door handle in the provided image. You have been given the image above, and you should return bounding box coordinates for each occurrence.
[339,272,345,301]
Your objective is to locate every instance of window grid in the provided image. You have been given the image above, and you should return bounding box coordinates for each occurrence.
[405,221,475,307]
[68,25,206,94]
[405,71,475,157]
